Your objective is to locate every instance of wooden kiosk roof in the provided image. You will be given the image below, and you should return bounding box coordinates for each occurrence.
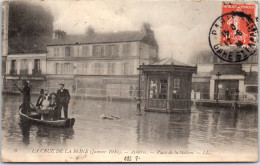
[141,57,197,73]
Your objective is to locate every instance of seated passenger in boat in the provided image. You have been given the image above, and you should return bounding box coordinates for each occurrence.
[41,91,50,110]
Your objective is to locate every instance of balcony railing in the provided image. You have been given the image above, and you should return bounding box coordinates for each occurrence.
[32,69,42,75]
[20,69,28,75]
[10,70,17,75]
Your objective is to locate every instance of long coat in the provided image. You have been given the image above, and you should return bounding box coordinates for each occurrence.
[22,85,31,103]
[56,89,70,105]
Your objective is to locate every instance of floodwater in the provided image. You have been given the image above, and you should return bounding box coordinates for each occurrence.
[1,95,258,161]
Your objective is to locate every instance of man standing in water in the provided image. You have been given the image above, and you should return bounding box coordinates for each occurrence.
[56,84,70,119]
[22,80,31,115]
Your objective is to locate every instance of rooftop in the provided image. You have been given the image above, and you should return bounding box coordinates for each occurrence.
[151,57,194,67]
[48,31,147,46]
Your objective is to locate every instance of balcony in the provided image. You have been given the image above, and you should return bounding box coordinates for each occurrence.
[20,69,28,75]
[32,69,42,76]
[10,69,17,75]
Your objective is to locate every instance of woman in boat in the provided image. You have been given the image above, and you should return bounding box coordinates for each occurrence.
[48,93,58,121]
[41,91,51,120]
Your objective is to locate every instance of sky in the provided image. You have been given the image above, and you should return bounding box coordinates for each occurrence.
[34,0,225,63]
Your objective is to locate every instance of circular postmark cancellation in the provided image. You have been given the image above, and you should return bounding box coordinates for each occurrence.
[209,12,258,62]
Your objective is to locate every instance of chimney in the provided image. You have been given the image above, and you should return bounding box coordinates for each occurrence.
[141,22,154,36]
[52,30,66,40]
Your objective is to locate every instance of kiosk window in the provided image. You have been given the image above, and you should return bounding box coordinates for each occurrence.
[149,78,167,99]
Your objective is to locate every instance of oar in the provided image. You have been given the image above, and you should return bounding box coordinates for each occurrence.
[15,84,37,109]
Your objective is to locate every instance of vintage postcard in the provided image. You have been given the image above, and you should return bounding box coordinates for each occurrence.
[1,0,258,162]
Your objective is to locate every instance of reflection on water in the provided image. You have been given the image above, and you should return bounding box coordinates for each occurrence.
[136,112,191,149]
[1,95,258,154]
[18,122,74,146]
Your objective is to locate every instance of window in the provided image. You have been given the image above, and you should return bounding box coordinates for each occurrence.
[174,78,180,88]
[149,78,168,99]
[61,47,65,57]
[10,60,16,75]
[11,60,16,71]
[92,63,103,75]
[56,47,60,57]
[129,62,134,75]
[82,46,89,56]
[123,44,131,57]
[65,47,70,57]
[107,45,119,57]
[64,63,72,74]
[54,47,57,56]
[34,59,40,70]
[56,63,61,74]
[124,62,129,75]
[108,63,115,75]
[83,63,88,74]
[93,45,104,57]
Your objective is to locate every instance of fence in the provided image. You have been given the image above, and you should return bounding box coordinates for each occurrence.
[191,92,258,102]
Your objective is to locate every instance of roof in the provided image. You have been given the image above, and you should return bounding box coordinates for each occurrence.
[48,31,147,46]
[151,57,194,67]
[141,57,197,73]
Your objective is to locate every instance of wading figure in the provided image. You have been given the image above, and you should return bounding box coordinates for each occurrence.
[225,88,230,100]
[56,84,70,119]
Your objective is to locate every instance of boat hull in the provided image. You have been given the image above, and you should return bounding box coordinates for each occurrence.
[19,108,75,128]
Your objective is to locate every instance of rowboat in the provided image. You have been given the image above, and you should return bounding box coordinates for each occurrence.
[19,107,75,128]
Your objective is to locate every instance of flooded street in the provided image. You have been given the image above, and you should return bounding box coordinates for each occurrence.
[1,95,258,160]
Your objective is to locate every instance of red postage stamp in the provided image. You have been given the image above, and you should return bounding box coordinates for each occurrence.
[221,3,256,46]
[209,2,258,62]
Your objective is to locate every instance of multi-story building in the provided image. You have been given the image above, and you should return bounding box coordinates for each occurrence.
[191,53,258,102]
[4,53,47,93]
[46,26,159,99]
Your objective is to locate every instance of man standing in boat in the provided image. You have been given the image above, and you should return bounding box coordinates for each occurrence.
[56,84,70,119]
[22,80,31,115]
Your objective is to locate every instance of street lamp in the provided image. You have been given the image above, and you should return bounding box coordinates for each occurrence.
[136,64,143,116]
[216,71,222,102]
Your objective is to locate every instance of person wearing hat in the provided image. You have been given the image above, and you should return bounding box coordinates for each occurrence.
[36,89,45,108]
[56,83,70,119]
[21,80,31,115]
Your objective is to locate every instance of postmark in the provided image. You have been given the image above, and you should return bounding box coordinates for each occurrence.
[209,3,258,62]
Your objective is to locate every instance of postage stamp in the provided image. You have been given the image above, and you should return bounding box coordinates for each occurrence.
[209,3,258,62]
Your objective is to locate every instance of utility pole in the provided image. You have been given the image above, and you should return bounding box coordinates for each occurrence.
[136,65,143,116]
[216,72,222,103]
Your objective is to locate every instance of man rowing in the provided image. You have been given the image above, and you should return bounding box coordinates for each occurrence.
[21,80,31,115]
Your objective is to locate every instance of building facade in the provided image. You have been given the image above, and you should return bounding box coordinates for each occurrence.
[45,27,159,99]
[4,53,47,93]
[191,54,258,102]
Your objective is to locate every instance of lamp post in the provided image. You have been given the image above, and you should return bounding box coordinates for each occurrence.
[136,64,143,116]
[216,72,222,102]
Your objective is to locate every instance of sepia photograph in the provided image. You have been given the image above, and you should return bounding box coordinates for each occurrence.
[1,0,258,162]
